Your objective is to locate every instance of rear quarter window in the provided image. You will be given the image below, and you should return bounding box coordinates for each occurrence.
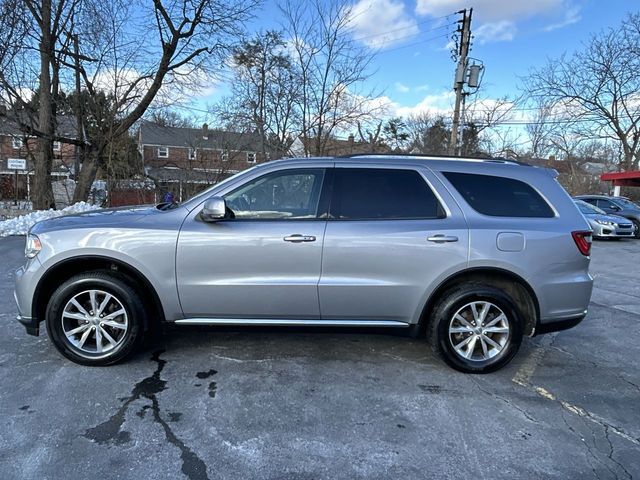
[443,171,555,218]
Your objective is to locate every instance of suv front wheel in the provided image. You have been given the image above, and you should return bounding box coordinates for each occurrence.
[45,271,145,366]
[429,284,524,373]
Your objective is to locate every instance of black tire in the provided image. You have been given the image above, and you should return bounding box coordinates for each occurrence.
[45,271,146,366]
[428,284,524,373]
[632,220,640,239]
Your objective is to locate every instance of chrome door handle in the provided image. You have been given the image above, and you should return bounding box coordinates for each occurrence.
[284,234,316,243]
[427,234,459,243]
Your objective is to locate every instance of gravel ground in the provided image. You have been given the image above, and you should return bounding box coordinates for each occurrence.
[0,236,639,480]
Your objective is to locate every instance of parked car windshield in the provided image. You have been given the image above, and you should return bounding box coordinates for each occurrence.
[574,199,605,215]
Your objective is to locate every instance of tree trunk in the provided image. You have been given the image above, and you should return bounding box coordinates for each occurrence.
[72,151,100,203]
[34,0,55,210]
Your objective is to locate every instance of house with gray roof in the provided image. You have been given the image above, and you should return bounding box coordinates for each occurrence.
[138,121,282,200]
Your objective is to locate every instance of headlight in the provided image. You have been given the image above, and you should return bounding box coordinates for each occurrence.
[595,219,614,226]
[25,234,42,259]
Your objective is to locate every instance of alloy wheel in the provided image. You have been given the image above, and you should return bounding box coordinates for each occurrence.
[61,289,129,356]
[448,301,510,362]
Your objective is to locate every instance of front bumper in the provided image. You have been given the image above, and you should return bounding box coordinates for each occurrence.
[592,223,635,238]
[16,314,40,336]
[14,261,43,337]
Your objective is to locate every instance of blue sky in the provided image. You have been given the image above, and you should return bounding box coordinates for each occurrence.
[194,0,635,121]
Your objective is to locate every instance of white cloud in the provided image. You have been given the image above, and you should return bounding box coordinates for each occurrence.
[474,21,517,44]
[415,0,581,43]
[395,82,410,93]
[349,0,419,49]
[415,0,564,22]
[392,90,456,118]
[543,5,581,31]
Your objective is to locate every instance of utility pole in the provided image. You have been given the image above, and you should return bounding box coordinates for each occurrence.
[448,8,472,156]
[72,33,84,181]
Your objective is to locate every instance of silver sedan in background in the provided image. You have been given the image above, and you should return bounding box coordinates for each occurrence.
[574,199,636,239]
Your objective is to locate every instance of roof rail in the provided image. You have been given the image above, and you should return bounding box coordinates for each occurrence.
[336,152,531,166]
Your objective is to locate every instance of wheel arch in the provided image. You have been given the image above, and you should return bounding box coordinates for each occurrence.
[417,267,540,337]
[33,255,166,330]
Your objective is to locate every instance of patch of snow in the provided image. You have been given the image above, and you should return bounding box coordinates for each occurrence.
[0,202,100,237]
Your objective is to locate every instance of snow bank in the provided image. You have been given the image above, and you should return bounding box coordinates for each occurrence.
[0,202,100,237]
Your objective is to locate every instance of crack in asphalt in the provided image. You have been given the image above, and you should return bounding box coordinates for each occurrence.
[560,411,601,480]
[83,351,209,480]
[470,378,540,424]
[603,424,633,480]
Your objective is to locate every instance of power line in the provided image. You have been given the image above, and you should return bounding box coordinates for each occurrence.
[350,10,457,41]
[353,18,455,43]
[354,21,455,49]
[376,32,453,54]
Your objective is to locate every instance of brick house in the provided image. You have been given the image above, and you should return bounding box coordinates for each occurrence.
[0,113,77,204]
[139,121,282,201]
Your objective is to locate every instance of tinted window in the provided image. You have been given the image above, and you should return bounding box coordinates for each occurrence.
[596,199,618,210]
[225,169,325,219]
[330,168,443,220]
[613,197,640,210]
[443,172,554,218]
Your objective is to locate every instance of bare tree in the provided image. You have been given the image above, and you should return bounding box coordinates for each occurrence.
[0,0,257,206]
[463,96,518,137]
[215,30,299,157]
[279,0,383,156]
[523,12,640,170]
[0,0,80,208]
[405,113,435,153]
[70,0,258,201]
[524,99,555,160]
[148,110,197,129]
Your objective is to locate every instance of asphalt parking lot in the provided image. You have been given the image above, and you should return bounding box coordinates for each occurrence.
[1,236,639,480]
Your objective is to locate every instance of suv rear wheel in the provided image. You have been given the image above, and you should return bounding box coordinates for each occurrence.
[429,284,523,373]
[45,271,145,366]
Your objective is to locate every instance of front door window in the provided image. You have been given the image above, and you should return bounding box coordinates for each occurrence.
[225,169,325,220]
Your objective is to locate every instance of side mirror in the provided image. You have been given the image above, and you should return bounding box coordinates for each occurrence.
[201,196,227,222]
[610,204,621,212]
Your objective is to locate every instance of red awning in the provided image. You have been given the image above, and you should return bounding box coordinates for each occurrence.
[600,171,640,187]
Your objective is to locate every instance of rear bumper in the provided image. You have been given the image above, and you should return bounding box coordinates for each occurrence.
[534,311,586,335]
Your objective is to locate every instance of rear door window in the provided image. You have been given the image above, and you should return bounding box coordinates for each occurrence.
[443,172,554,218]
[329,168,444,220]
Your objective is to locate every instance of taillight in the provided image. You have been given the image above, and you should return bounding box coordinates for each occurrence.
[572,231,592,256]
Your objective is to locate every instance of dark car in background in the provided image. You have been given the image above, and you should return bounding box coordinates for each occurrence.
[573,199,636,239]
[576,195,640,238]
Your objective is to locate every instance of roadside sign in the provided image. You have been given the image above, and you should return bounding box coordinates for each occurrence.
[7,158,27,170]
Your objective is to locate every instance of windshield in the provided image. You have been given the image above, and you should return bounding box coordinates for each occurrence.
[575,199,605,215]
[613,197,640,210]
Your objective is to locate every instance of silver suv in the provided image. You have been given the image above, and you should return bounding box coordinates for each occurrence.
[14,155,594,372]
